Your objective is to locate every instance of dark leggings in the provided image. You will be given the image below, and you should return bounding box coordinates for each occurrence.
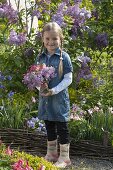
[44,120,70,144]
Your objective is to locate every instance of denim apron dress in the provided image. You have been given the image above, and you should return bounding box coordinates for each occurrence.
[36,48,73,122]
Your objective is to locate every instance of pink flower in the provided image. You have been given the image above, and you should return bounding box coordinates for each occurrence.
[38,165,45,170]
[24,161,33,170]
[29,64,46,73]
[12,159,24,170]
[5,146,13,156]
[12,160,33,170]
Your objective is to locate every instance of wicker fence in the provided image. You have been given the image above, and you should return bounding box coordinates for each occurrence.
[0,128,113,160]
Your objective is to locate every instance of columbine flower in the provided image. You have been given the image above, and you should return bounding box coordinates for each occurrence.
[7,91,14,98]
[27,117,46,134]
[6,75,12,80]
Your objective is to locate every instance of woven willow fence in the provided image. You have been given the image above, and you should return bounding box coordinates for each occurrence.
[0,128,113,160]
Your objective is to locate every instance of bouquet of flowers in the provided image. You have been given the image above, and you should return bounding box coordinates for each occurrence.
[23,64,56,91]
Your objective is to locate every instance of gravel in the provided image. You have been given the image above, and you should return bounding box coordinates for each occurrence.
[64,156,113,170]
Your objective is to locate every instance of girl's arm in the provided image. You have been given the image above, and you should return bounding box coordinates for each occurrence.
[51,72,72,95]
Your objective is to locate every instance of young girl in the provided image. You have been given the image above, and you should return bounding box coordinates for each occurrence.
[36,22,73,168]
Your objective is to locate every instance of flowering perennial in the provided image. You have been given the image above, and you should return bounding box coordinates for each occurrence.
[23,64,56,90]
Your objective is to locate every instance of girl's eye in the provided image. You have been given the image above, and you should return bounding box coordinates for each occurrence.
[53,38,57,40]
[46,38,49,40]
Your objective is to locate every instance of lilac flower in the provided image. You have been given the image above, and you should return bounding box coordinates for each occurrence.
[95,33,108,50]
[35,31,42,39]
[32,9,41,18]
[91,9,99,20]
[52,13,64,27]
[24,48,34,57]
[63,0,70,5]
[76,54,92,83]
[9,30,27,46]
[74,0,82,3]
[77,53,91,64]
[65,4,80,16]
[51,2,66,27]
[1,3,18,23]
[0,8,5,17]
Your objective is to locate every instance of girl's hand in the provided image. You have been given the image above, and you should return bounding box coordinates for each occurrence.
[41,89,53,96]
[40,82,48,93]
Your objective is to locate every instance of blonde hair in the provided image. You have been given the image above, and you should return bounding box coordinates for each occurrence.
[41,22,64,78]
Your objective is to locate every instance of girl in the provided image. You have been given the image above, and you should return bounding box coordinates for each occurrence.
[36,22,73,168]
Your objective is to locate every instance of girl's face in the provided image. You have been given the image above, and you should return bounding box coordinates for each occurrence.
[43,30,61,55]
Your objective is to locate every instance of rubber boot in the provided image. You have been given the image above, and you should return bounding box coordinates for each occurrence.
[54,143,71,168]
[45,140,58,162]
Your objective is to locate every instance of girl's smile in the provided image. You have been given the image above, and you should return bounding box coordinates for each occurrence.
[43,30,61,55]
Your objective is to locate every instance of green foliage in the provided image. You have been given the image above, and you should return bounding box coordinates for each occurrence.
[69,103,113,144]
[0,92,37,129]
[69,119,88,141]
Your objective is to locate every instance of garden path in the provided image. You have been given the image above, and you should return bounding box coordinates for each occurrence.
[62,156,113,170]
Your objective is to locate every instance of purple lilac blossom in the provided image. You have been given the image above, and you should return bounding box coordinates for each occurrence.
[65,4,80,16]
[51,2,66,27]
[0,8,5,17]
[9,30,27,46]
[35,31,42,39]
[24,48,34,57]
[77,53,91,64]
[65,4,91,38]
[76,54,92,83]
[74,0,82,3]
[95,33,108,50]
[91,9,99,20]
[1,3,18,23]
[41,66,56,80]
[32,9,41,18]
[63,0,70,5]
